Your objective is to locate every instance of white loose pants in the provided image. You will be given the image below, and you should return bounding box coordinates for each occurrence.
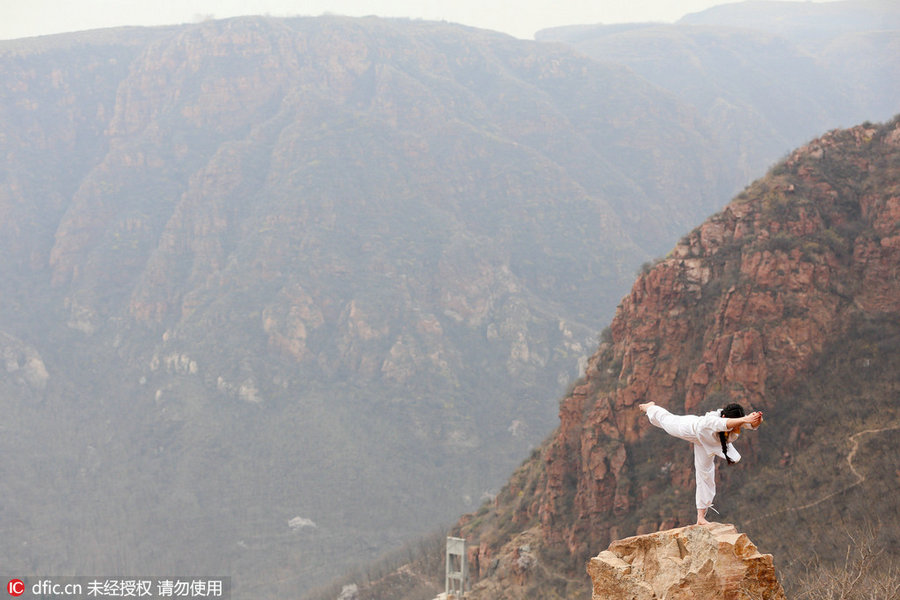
[646,405,717,510]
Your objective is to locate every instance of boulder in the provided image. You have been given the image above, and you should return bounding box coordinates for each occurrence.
[587,523,786,600]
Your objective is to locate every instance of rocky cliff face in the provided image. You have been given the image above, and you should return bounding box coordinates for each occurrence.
[588,523,786,600]
[451,117,900,599]
[538,120,900,555]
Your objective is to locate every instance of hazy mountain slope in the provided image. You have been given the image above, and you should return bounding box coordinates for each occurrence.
[346,116,900,600]
[537,0,900,187]
[680,0,900,121]
[0,16,732,597]
[679,0,900,40]
[0,32,151,283]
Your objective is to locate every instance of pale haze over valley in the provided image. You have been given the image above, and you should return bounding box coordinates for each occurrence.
[3,0,843,40]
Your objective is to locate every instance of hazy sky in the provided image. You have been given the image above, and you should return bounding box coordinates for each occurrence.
[2,0,842,41]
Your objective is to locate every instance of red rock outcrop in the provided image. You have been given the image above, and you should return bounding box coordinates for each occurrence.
[545,120,900,555]
[461,117,900,595]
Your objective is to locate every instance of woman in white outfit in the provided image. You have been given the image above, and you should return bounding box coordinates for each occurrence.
[639,401,763,525]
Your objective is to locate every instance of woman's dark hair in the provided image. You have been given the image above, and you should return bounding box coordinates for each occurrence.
[719,403,745,465]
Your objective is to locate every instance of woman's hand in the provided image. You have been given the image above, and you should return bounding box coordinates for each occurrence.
[725,411,763,432]
[745,411,763,427]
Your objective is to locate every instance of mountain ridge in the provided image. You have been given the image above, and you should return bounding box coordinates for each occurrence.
[537,0,900,186]
[457,116,900,599]
[345,116,900,600]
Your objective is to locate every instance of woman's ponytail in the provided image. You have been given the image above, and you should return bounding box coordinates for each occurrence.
[719,402,745,466]
[719,431,735,464]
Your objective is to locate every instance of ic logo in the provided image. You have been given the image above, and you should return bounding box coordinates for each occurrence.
[7,579,24,597]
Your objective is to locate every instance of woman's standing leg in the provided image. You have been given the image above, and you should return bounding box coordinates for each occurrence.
[693,444,716,524]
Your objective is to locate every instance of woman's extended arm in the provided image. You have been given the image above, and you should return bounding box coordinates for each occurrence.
[725,411,763,430]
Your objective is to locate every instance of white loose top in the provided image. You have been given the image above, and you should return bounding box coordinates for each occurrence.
[646,405,753,462]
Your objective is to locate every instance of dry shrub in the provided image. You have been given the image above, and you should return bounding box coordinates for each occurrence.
[796,523,900,600]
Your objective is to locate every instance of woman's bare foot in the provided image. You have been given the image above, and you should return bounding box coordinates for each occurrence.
[639,401,655,414]
[696,509,710,525]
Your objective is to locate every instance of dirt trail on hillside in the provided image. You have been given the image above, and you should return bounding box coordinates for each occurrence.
[744,424,900,525]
